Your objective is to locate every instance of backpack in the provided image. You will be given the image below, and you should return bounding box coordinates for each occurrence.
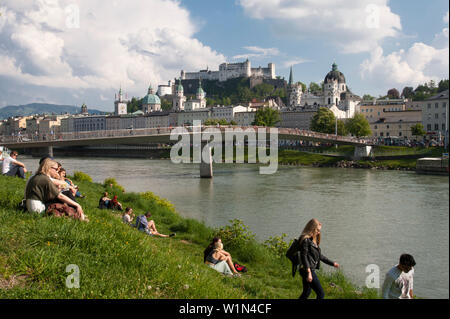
[234,262,247,273]
[286,238,302,277]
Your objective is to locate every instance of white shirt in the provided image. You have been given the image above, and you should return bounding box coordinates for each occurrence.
[382,265,414,299]
[122,214,132,224]
[2,156,18,174]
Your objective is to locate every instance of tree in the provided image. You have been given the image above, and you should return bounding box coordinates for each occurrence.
[336,119,348,136]
[252,107,281,127]
[310,107,336,134]
[297,81,307,93]
[127,97,142,113]
[387,88,400,99]
[309,82,322,95]
[401,87,414,99]
[362,94,375,101]
[161,98,172,111]
[411,123,426,139]
[438,79,449,93]
[345,113,372,138]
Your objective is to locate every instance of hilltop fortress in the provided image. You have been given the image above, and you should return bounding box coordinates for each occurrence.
[181,59,275,82]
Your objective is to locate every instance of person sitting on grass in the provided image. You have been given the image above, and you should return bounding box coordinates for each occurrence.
[99,192,112,209]
[59,168,84,198]
[135,211,175,238]
[2,151,28,179]
[25,158,87,221]
[203,237,240,277]
[111,195,123,211]
[122,207,134,225]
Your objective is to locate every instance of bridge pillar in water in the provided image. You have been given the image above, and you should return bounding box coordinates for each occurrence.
[353,145,372,160]
[200,141,213,178]
[48,145,54,158]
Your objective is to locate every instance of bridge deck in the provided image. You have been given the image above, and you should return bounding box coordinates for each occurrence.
[1,126,372,149]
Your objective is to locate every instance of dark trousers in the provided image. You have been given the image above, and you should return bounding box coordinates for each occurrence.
[299,268,325,299]
[5,165,25,179]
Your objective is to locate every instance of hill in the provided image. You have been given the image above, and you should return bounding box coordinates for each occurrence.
[0,103,107,120]
[0,172,378,299]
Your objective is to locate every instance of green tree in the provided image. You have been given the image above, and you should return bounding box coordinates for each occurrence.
[337,119,348,136]
[127,97,142,113]
[438,79,449,93]
[401,87,414,99]
[362,94,375,101]
[310,107,336,134]
[160,98,172,111]
[297,82,307,93]
[252,107,281,127]
[345,113,372,138]
[387,88,400,99]
[410,123,426,139]
[309,82,322,95]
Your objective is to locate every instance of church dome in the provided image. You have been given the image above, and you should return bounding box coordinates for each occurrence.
[324,63,346,83]
[142,85,161,105]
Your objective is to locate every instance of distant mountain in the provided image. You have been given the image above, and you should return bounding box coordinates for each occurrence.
[0,103,108,120]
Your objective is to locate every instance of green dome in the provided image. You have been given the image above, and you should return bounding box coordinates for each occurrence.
[142,93,161,105]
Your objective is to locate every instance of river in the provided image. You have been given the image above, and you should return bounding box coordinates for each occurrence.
[19,156,449,299]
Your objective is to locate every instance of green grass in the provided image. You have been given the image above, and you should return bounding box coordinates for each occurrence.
[0,174,378,299]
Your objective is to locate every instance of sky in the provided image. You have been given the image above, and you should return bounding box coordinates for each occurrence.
[0,0,448,111]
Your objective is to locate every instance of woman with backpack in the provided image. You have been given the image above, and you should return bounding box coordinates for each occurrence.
[298,218,339,299]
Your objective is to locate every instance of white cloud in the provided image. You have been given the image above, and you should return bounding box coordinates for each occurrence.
[232,46,280,60]
[238,0,402,53]
[0,0,226,108]
[281,58,311,68]
[360,42,449,92]
[444,11,449,24]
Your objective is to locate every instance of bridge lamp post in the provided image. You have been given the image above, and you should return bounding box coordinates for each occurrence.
[335,116,338,149]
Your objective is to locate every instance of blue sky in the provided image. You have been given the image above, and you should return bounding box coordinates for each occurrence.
[0,0,448,111]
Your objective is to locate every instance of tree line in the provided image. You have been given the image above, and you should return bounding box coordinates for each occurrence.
[363,79,449,101]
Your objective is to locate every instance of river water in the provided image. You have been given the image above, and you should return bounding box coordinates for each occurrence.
[20,156,449,299]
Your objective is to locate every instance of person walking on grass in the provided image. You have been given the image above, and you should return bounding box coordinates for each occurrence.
[135,211,175,238]
[298,218,339,299]
[381,254,416,299]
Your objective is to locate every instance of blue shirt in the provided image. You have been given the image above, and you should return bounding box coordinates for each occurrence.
[136,215,148,230]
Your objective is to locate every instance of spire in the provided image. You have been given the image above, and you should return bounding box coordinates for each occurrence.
[288,66,294,86]
[332,62,338,71]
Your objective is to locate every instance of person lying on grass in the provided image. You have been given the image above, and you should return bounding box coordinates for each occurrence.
[203,237,241,277]
[135,211,175,238]
[25,158,88,222]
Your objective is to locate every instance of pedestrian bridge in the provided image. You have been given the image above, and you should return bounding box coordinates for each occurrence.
[1,126,373,177]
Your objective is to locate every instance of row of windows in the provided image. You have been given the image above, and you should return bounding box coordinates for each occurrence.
[426,113,447,119]
[427,124,447,131]
[375,132,403,137]
[427,102,447,109]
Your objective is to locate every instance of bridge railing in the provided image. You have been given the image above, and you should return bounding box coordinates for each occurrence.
[0,126,371,145]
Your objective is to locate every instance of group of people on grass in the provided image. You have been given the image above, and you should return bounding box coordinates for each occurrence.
[1,150,415,299]
[1,151,89,221]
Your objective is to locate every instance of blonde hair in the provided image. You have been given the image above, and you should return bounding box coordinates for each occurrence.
[299,218,322,245]
[37,158,57,176]
[214,241,223,252]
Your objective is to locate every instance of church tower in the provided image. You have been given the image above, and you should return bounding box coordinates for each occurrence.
[287,66,302,107]
[114,87,128,115]
[81,103,88,115]
[172,78,186,111]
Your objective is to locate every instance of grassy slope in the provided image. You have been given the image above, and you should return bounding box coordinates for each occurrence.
[0,174,378,299]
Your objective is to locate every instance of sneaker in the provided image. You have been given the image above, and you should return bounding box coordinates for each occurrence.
[233,273,241,278]
[169,233,176,237]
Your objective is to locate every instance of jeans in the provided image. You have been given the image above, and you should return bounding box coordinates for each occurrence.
[5,165,25,179]
[299,268,325,299]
